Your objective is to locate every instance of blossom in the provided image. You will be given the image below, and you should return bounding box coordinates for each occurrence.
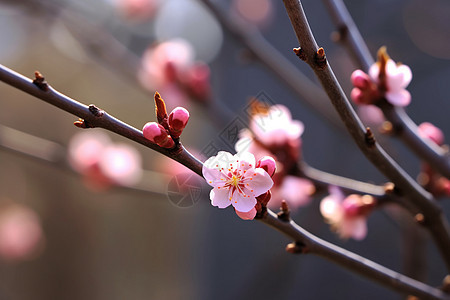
[68,131,142,189]
[320,186,375,240]
[269,176,315,210]
[417,122,445,146]
[0,204,44,262]
[351,47,412,107]
[249,104,304,147]
[116,0,161,21]
[202,151,273,218]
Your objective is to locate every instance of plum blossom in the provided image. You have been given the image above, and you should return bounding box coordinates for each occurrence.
[116,0,161,21]
[351,47,412,107]
[68,131,142,190]
[235,103,314,210]
[418,122,445,146]
[202,151,273,219]
[138,39,211,104]
[320,186,375,240]
[232,0,274,27]
[0,204,44,262]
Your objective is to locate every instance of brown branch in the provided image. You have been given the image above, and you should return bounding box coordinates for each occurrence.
[261,210,449,300]
[1,63,448,299]
[0,64,203,177]
[281,0,450,271]
[322,0,450,179]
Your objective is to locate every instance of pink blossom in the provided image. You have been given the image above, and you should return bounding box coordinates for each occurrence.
[418,122,445,146]
[116,0,161,21]
[249,105,304,147]
[269,176,315,210]
[357,105,385,126]
[68,131,142,189]
[202,151,273,218]
[0,204,44,262]
[368,59,412,106]
[232,0,274,27]
[138,39,194,91]
[320,187,374,240]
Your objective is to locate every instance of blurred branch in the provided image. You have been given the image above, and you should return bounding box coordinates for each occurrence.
[0,63,447,298]
[322,0,450,179]
[199,0,342,128]
[282,0,450,271]
[0,124,170,197]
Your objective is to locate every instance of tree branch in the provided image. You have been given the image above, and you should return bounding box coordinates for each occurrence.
[0,64,203,177]
[322,0,450,179]
[282,0,450,271]
[0,63,447,299]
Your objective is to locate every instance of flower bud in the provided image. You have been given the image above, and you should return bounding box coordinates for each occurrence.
[351,70,370,89]
[142,122,175,148]
[256,156,276,177]
[418,122,444,146]
[168,107,190,138]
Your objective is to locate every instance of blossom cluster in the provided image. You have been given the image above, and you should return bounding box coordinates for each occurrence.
[351,47,412,107]
[68,131,143,190]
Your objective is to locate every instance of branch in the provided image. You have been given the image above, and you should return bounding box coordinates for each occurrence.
[1,64,447,299]
[281,0,450,271]
[0,64,203,177]
[261,211,448,300]
[322,0,450,179]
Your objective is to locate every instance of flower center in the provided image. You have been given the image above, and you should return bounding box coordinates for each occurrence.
[230,174,240,187]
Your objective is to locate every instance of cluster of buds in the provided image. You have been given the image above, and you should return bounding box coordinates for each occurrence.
[138,39,211,104]
[235,101,315,210]
[142,92,189,148]
[320,187,376,240]
[351,47,412,107]
[417,122,450,197]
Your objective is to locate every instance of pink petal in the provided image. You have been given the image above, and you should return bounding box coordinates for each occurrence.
[280,176,314,209]
[386,90,411,107]
[320,195,343,223]
[245,168,274,196]
[231,192,257,212]
[341,217,367,240]
[368,63,380,82]
[235,207,257,220]
[236,151,256,170]
[397,64,412,88]
[210,188,232,209]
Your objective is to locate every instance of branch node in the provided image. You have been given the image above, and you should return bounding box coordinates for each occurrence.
[32,71,49,91]
[415,213,425,224]
[88,104,104,117]
[384,182,395,194]
[277,200,291,222]
[315,47,327,69]
[285,241,308,254]
[365,127,376,147]
[73,118,92,129]
[293,47,306,61]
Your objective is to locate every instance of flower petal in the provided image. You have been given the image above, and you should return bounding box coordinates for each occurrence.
[280,176,314,209]
[245,168,273,196]
[236,151,256,170]
[320,195,343,223]
[231,192,257,212]
[340,217,367,240]
[210,188,232,209]
[235,207,257,220]
[386,90,411,107]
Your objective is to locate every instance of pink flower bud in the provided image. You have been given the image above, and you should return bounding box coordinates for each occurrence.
[350,88,364,105]
[256,156,276,177]
[142,122,175,148]
[351,70,370,89]
[418,122,445,146]
[235,207,257,220]
[184,63,211,101]
[168,107,190,138]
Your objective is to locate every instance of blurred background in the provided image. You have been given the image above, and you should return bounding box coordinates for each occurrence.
[0,0,449,299]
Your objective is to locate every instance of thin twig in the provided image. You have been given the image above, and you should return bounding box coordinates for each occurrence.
[281,0,450,271]
[322,0,450,179]
[1,64,447,299]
